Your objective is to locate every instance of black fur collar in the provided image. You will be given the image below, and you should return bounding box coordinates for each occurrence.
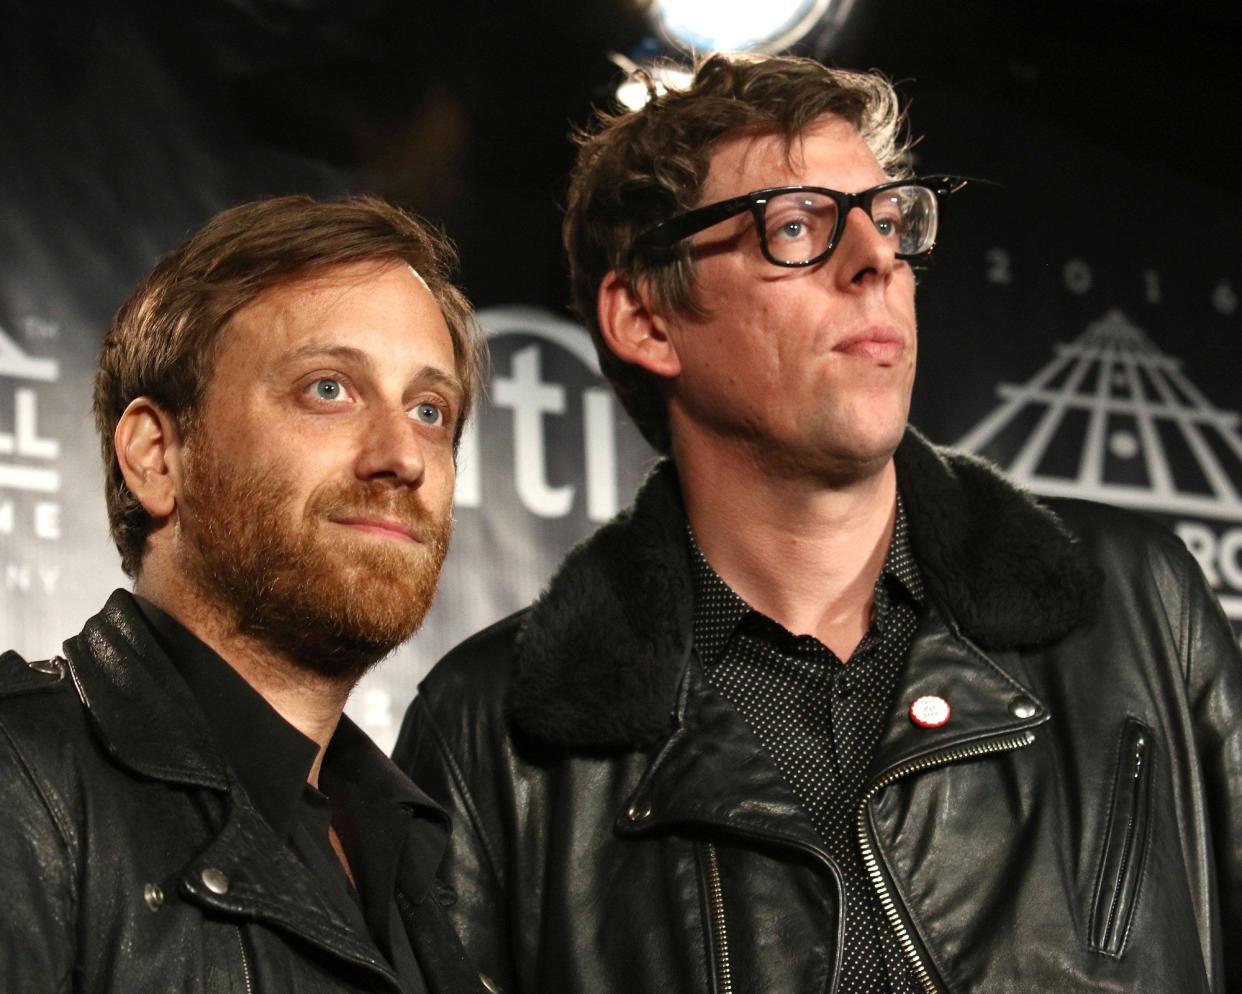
[510,428,1100,750]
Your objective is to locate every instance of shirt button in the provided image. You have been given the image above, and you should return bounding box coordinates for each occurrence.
[201,868,229,895]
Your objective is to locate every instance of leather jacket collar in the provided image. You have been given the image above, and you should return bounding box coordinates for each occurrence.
[509,427,1100,750]
[60,590,453,985]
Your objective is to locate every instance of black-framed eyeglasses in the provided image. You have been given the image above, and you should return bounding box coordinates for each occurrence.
[631,175,969,268]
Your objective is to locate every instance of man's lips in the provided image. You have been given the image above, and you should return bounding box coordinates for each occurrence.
[831,328,906,364]
[328,515,421,543]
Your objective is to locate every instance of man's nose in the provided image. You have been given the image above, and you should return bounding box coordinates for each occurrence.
[833,205,898,287]
[355,405,426,487]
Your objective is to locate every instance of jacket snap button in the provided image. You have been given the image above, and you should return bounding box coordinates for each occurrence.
[143,883,164,911]
[1009,696,1038,719]
[27,656,64,677]
[627,800,652,822]
[201,868,229,895]
[480,973,502,993]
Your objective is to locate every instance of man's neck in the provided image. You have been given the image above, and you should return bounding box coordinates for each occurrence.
[678,441,898,660]
[134,568,350,786]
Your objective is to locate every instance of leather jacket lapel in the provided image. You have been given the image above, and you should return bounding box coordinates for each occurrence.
[63,590,230,791]
[617,660,828,861]
[182,800,401,984]
[63,590,407,988]
[870,611,1051,781]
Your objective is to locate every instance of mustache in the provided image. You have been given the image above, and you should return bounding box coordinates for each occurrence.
[306,481,447,535]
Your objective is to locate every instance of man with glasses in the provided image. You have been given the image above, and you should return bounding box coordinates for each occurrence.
[397,53,1242,994]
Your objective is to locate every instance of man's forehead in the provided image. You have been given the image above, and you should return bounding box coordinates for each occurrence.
[219,260,453,370]
[702,114,872,193]
[252,258,428,310]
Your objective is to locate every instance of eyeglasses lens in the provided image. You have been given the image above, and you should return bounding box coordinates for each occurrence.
[762,192,837,264]
[872,186,938,258]
[762,185,939,263]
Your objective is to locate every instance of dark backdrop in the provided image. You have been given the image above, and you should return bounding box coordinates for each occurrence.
[2,0,1238,749]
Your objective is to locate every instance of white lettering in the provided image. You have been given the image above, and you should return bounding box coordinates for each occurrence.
[493,345,573,518]
[985,248,1012,284]
[454,419,481,507]
[14,389,58,459]
[4,562,31,592]
[0,325,58,382]
[1142,269,1161,304]
[1063,259,1093,295]
[34,501,60,540]
[0,497,61,535]
[1219,529,1242,591]
[0,464,59,492]
[1212,279,1237,315]
[1175,522,1221,586]
[583,388,618,522]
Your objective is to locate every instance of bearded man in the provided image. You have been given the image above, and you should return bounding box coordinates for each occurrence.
[0,196,491,994]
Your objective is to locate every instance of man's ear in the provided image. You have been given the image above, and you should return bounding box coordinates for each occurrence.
[114,397,184,520]
[597,271,682,379]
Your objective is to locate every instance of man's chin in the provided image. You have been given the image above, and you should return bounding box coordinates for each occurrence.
[235,572,439,682]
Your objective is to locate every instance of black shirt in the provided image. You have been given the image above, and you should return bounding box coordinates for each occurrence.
[689,499,924,994]
[135,597,444,994]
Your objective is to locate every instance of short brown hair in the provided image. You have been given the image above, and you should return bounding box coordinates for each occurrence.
[95,194,485,578]
[564,53,911,453]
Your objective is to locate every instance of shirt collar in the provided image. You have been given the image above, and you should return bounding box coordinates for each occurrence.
[134,596,317,840]
[131,598,449,907]
[688,494,924,667]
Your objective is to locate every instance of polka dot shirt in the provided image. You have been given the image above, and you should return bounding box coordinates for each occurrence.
[689,498,924,994]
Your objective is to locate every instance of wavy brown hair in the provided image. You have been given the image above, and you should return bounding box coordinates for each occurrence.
[564,53,911,453]
[95,194,485,578]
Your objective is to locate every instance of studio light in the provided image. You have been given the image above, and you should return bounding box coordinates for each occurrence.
[650,0,849,54]
[614,59,694,110]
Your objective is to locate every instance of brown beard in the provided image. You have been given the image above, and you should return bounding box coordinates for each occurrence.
[178,441,451,682]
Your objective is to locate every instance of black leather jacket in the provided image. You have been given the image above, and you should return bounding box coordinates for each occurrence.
[0,591,488,994]
[396,430,1242,994]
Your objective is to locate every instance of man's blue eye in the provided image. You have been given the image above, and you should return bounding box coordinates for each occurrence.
[413,403,443,426]
[312,378,346,401]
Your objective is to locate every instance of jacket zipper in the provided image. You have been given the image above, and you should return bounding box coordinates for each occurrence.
[1090,718,1153,955]
[235,925,255,994]
[704,842,733,994]
[857,729,1037,994]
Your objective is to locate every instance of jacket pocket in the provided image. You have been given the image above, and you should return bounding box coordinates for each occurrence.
[1088,717,1155,957]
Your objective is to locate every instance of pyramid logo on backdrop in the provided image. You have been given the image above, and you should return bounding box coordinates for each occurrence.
[956,308,1242,629]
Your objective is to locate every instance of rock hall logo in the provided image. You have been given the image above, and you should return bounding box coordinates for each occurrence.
[956,308,1242,630]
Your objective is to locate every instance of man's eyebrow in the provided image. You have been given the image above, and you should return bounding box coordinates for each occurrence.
[278,343,377,372]
[414,367,466,405]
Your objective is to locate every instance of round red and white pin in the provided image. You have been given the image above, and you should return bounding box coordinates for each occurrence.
[909,695,951,729]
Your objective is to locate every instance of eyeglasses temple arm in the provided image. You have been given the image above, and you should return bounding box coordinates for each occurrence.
[631,193,755,251]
